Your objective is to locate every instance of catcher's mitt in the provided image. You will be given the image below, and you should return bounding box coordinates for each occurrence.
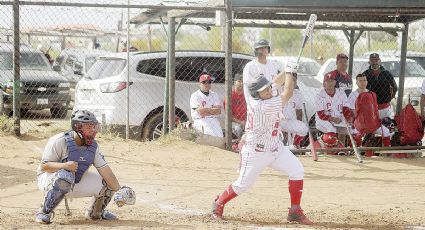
[114,186,136,207]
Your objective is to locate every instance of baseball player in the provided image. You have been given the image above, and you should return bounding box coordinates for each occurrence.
[243,39,281,106]
[347,74,391,157]
[190,74,223,137]
[325,53,353,96]
[35,110,135,224]
[211,64,313,225]
[281,72,308,149]
[362,53,398,119]
[314,73,352,153]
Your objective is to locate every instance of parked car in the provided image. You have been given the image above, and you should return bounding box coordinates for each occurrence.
[53,48,111,88]
[316,57,425,111]
[269,56,323,119]
[74,51,253,140]
[0,42,71,118]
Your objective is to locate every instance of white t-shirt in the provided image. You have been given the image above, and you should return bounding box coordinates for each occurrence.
[190,89,221,119]
[243,59,281,107]
[315,88,348,119]
[37,132,108,176]
[421,79,425,95]
[282,89,304,120]
[244,96,283,152]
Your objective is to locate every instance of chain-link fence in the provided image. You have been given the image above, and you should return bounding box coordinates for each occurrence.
[1,1,425,155]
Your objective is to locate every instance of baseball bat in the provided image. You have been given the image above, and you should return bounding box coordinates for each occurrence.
[341,116,363,163]
[296,14,317,65]
[302,103,318,161]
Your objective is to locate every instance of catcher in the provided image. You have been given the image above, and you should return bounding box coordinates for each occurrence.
[35,110,135,224]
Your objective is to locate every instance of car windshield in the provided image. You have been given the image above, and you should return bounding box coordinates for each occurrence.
[85,58,127,80]
[0,52,51,70]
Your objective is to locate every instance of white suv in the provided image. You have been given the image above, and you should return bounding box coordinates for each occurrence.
[316,57,425,110]
[74,51,253,140]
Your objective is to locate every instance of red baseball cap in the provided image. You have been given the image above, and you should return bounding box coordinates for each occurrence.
[336,53,348,62]
[323,72,337,82]
[199,74,212,83]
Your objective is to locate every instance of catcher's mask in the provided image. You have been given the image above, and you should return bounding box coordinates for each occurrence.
[71,110,100,145]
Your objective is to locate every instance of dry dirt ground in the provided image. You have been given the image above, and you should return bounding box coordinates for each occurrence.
[0,133,425,230]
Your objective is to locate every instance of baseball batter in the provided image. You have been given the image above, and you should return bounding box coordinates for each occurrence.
[35,110,135,224]
[190,74,223,137]
[211,64,313,225]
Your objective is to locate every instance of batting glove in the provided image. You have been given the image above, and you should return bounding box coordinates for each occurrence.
[285,62,298,74]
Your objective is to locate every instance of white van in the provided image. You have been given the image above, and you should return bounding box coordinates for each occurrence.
[74,51,253,140]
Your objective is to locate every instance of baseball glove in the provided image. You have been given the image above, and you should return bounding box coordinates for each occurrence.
[114,186,136,207]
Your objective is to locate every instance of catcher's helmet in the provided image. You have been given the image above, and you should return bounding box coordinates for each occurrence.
[247,74,272,100]
[71,110,99,145]
[254,39,270,56]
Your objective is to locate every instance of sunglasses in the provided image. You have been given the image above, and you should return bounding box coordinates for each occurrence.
[201,80,212,84]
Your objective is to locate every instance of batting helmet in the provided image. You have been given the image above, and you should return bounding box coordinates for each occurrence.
[254,39,270,56]
[247,74,271,100]
[71,110,99,145]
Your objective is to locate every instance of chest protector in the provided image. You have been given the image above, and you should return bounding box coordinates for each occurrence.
[64,132,98,184]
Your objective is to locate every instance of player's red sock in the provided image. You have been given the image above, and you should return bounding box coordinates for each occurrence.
[293,135,304,146]
[382,137,391,147]
[288,180,303,208]
[216,185,237,205]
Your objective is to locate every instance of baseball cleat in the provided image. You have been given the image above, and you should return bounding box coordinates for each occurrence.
[101,210,117,220]
[35,211,52,224]
[287,208,313,225]
[211,196,224,220]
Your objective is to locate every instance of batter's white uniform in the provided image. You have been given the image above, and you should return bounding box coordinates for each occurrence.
[36,132,107,198]
[347,90,390,137]
[232,96,304,195]
[190,89,223,137]
[315,88,349,134]
[281,89,308,137]
[243,59,281,107]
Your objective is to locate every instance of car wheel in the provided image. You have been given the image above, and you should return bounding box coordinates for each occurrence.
[20,109,29,118]
[142,112,187,141]
[142,113,164,141]
[50,107,68,119]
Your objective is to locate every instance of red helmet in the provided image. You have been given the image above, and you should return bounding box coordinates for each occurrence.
[321,133,338,147]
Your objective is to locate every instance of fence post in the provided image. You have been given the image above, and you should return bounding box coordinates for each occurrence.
[168,17,176,131]
[125,0,131,139]
[224,0,233,150]
[396,22,409,115]
[13,0,21,136]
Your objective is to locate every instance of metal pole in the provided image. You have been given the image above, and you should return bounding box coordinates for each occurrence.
[224,0,233,150]
[162,22,170,136]
[125,0,130,139]
[396,22,409,115]
[12,0,20,136]
[348,30,355,76]
[268,27,272,56]
[168,17,176,131]
[147,25,152,51]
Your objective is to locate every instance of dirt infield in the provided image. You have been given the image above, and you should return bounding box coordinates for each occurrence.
[0,134,424,230]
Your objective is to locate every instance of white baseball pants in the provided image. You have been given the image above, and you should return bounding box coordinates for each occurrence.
[316,119,350,134]
[378,105,394,119]
[232,144,304,195]
[193,117,224,137]
[281,119,308,136]
[37,170,103,198]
